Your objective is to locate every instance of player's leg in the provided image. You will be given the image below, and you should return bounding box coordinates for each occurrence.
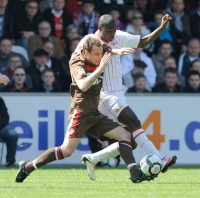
[118,106,177,172]
[15,137,81,183]
[83,116,155,183]
[82,129,136,166]
[103,126,154,183]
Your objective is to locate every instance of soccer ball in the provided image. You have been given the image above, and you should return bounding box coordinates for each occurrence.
[140,154,163,176]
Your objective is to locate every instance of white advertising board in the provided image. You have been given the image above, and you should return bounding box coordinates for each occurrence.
[0,94,199,165]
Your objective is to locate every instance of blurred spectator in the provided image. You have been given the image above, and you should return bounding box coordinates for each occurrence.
[26,49,49,88]
[1,66,32,92]
[152,67,183,93]
[189,0,200,38]
[33,68,61,92]
[28,21,65,60]
[132,0,152,23]
[60,37,80,82]
[94,0,125,15]
[39,0,53,13]
[73,0,100,37]
[152,39,173,84]
[65,0,82,16]
[0,0,15,41]
[14,0,44,49]
[127,73,150,93]
[122,59,151,92]
[149,10,173,54]
[43,41,70,91]
[189,60,200,74]
[123,7,135,25]
[166,0,191,57]
[183,71,200,93]
[125,9,150,36]
[178,38,200,77]
[164,56,177,68]
[121,48,156,90]
[1,54,32,88]
[184,0,199,13]
[125,9,151,52]
[0,38,29,73]
[164,56,185,87]
[109,7,125,31]
[150,0,170,15]
[64,24,79,53]
[0,97,18,167]
[44,0,73,40]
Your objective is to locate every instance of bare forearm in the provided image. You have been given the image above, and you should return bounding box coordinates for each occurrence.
[77,67,103,92]
[138,27,165,48]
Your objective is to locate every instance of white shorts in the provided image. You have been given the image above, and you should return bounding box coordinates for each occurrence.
[98,91,128,127]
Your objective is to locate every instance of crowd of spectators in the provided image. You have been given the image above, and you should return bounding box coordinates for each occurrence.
[0,0,199,93]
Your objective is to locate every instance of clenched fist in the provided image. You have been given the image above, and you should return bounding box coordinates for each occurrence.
[0,74,10,86]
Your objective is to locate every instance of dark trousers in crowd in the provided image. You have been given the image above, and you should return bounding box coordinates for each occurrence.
[0,126,18,164]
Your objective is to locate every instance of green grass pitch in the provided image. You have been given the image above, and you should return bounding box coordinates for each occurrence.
[0,166,199,198]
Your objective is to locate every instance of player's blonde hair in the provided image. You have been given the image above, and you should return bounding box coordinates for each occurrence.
[83,36,102,53]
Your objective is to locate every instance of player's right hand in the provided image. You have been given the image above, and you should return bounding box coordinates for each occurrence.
[99,52,112,71]
[0,74,10,86]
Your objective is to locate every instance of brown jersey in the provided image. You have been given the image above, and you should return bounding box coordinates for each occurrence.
[69,52,103,110]
[67,51,120,139]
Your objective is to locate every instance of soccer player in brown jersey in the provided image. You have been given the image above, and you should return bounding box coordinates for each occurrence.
[15,36,154,184]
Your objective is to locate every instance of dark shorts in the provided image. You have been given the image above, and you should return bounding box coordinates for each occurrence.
[66,108,120,140]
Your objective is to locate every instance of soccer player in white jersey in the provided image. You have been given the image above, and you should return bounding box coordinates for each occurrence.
[71,14,177,181]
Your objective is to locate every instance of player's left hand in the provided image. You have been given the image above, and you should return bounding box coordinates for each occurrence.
[112,48,135,56]
[0,73,10,86]
[160,14,172,29]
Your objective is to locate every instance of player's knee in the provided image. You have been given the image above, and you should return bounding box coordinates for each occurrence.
[121,130,132,143]
[131,140,137,150]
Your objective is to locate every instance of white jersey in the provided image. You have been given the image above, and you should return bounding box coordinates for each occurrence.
[71,30,141,92]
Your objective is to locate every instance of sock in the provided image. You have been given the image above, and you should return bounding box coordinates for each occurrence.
[89,142,120,164]
[118,140,139,176]
[132,128,162,158]
[26,147,64,173]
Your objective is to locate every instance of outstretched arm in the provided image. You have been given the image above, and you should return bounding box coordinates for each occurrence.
[137,14,172,48]
[111,48,135,55]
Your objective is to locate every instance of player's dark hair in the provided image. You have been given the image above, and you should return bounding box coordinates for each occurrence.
[164,67,178,77]
[98,14,116,28]
[83,36,102,53]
